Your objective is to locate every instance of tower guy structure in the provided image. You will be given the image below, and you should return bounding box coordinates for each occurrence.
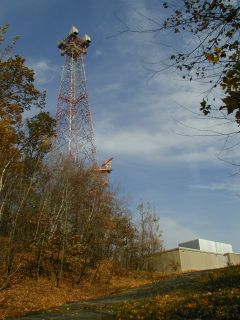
[56,26,97,164]
[56,26,113,176]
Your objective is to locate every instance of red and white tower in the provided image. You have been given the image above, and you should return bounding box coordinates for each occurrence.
[56,26,113,180]
[56,26,97,164]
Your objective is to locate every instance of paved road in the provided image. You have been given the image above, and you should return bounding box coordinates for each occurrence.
[8,271,204,320]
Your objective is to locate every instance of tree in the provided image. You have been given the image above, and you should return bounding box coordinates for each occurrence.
[135,202,164,270]
[0,24,55,187]
[162,0,240,122]
[0,24,56,289]
[116,202,164,271]
[119,1,240,123]
[0,24,164,290]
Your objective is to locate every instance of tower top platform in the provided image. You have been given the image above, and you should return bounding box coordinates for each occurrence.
[57,26,91,58]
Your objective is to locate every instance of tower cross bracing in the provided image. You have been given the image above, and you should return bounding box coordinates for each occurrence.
[56,26,97,164]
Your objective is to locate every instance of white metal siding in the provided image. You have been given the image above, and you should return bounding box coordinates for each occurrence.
[179,239,233,254]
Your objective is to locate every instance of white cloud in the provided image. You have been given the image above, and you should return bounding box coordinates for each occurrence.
[97,82,123,93]
[95,73,229,165]
[28,59,57,84]
[96,125,219,164]
[189,181,240,193]
[172,147,219,163]
[93,29,240,165]
[190,183,228,191]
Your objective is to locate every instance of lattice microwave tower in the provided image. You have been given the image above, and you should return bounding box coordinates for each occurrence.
[56,26,113,176]
[56,26,97,164]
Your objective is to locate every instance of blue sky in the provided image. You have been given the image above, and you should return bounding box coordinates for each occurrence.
[2,0,240,251]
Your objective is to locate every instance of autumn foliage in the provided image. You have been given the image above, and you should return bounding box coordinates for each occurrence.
[163,0,240,123]
[0,24,164,314]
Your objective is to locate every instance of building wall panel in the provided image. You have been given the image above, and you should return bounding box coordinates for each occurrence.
[144,249,181,273]
[225,253,240,266]
[179,248,226,271]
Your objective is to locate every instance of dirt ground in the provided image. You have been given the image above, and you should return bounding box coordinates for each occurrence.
[0,274,152,319]
[2,271,204,319]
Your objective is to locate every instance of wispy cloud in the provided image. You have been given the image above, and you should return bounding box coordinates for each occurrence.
[96,125,220,164]
[189,181,240,193]
[97,82,123,93]
[94,10,235,166]
[95,71,228,165]
[28,59,57,84]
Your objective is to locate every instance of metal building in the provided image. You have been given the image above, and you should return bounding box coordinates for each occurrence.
[144,239,239,273]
